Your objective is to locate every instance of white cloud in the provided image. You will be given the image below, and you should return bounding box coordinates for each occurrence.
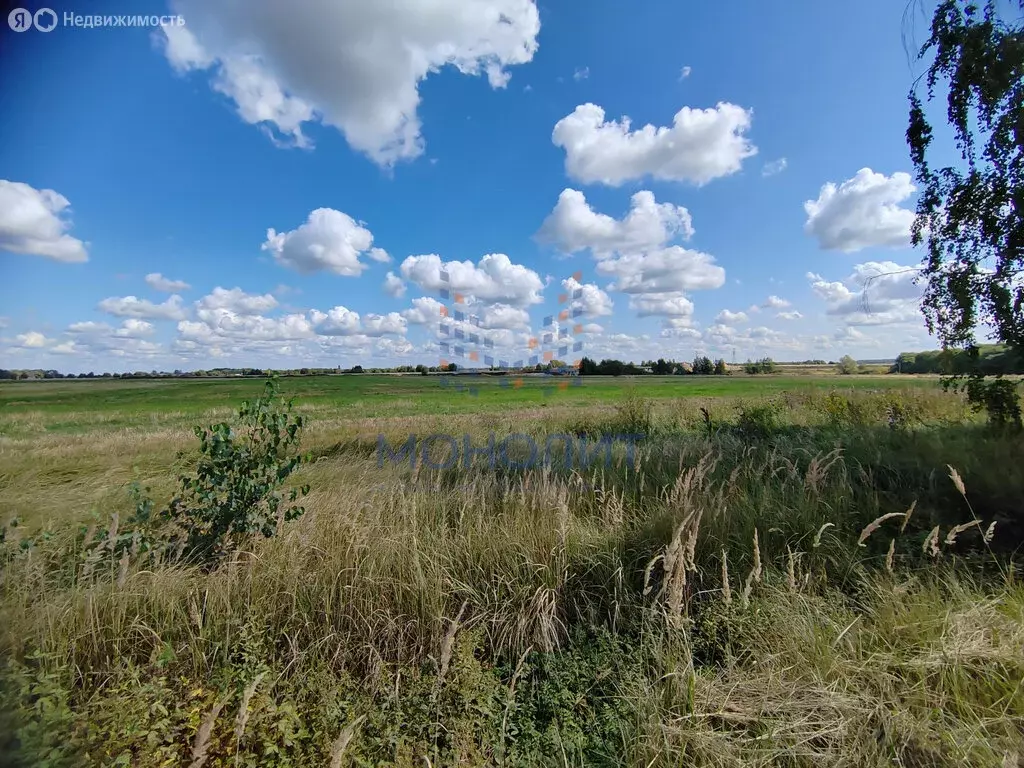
[159,0,540,164]
[679,66,692,81]
[804,168,916,252]
[761,158,787,177]
[361,312,407,337]
[383,271,406,298]
[573,66,589,81]
[262,208,381,276]
[98,294,187,321]
[179,311,315,343]
[715,309,748,324]
[13,331,51,348]
[197,287,278,315]
[808,261,923,325]
[0,180,88,263]
[552,102,757,186]
[536,189,693,257]
[145,273,191,292]
[631,294,695,318]
[367,247,392,264]
[762,295,791,309]
[777,311,803,320]
[401,296,445,325]
[400,253,544,307]
[562,276,613,317]
[479,303,530,330]
[596,246,725,295]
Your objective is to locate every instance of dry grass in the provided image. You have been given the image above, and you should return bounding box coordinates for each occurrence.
[1,386,1022,766]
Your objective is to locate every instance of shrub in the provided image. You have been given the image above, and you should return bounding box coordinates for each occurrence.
[836,355,859,375]
[163,377,311,563]
[736,400,783,438]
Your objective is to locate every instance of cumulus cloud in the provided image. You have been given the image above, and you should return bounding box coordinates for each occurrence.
[804,168,916,252]
[552,102,757,186]
[98,294,187,321]
[383,271,406,298]
[536,189,693,257]
[262,208,382,276]
[401,296,445,325]
[573,66,589,81]
[596,246,725,295]
[400,253,544,307]
[631,294,695,318]
[159,0,540,164]
[367,247,392,264]
[715,309,748,324]
[562,276,613,317]
[777,311,803,320]
[808,261,923,325]
[145,273,191,292]
[762,295,791,309]
[0,180,88,263]
[197,287,278,314]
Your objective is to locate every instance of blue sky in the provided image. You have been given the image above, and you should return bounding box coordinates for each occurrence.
[1,0,943,372]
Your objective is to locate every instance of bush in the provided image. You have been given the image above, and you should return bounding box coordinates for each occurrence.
[736,400,783,438]
[836,355,859,375]
[744,357,777,375]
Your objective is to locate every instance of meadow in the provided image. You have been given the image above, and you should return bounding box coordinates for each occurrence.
[1,373,1022,767]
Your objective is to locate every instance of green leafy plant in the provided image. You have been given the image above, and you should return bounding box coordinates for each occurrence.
[162,377,311,563]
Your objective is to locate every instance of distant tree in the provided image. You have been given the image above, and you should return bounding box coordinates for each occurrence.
[714,358,729,375]
[350,365,365,374]
[415,364,428,375]
[578,357,600,375]
[744,357,777,375]
[445,363,457,373]
[692,356,714,375]
[837,355,859,375]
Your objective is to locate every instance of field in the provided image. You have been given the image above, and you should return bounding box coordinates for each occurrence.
[2,374,1023,766]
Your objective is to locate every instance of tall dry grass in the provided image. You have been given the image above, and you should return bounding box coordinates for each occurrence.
[1,388,1022,766]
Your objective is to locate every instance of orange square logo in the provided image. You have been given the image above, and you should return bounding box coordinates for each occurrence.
[469,351,479,362]
[440,306,449,317]
[572,270,582,281]
[528,337,538,349]
[558,310,569,321]
[573,323,583,334]
[558,293,568,304]
[454,292,465,304]
[543,351,554,362]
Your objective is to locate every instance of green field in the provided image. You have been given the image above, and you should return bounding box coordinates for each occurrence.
[2,374,1022,766]
[0,373,941,434]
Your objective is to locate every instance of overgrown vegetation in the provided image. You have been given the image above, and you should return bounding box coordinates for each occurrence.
[1,378,1022,765]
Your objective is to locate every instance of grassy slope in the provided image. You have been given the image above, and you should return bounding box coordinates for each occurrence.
[1,376,1022,767]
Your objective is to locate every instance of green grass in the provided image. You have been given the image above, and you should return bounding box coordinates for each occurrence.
[1,375,1022,766]
[0,373,941,436]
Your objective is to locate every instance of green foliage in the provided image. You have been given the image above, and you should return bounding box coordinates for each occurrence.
[692,356,714,375]
[836,355,859,375]
[613,390,654,436]
[892,345,1024,374]
[907,0,1024,352]
[163,377,310,563]
[743,357,777,374]
[713,358,728,375]
[735,399,783,438]
[963,373,1023,428]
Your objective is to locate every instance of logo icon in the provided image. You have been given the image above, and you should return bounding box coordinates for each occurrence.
[8,8,32,31]
[434,269,588,398]
[34,8,57,31]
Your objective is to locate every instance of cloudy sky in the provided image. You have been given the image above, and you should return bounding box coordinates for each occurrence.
[0,0,945,372]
